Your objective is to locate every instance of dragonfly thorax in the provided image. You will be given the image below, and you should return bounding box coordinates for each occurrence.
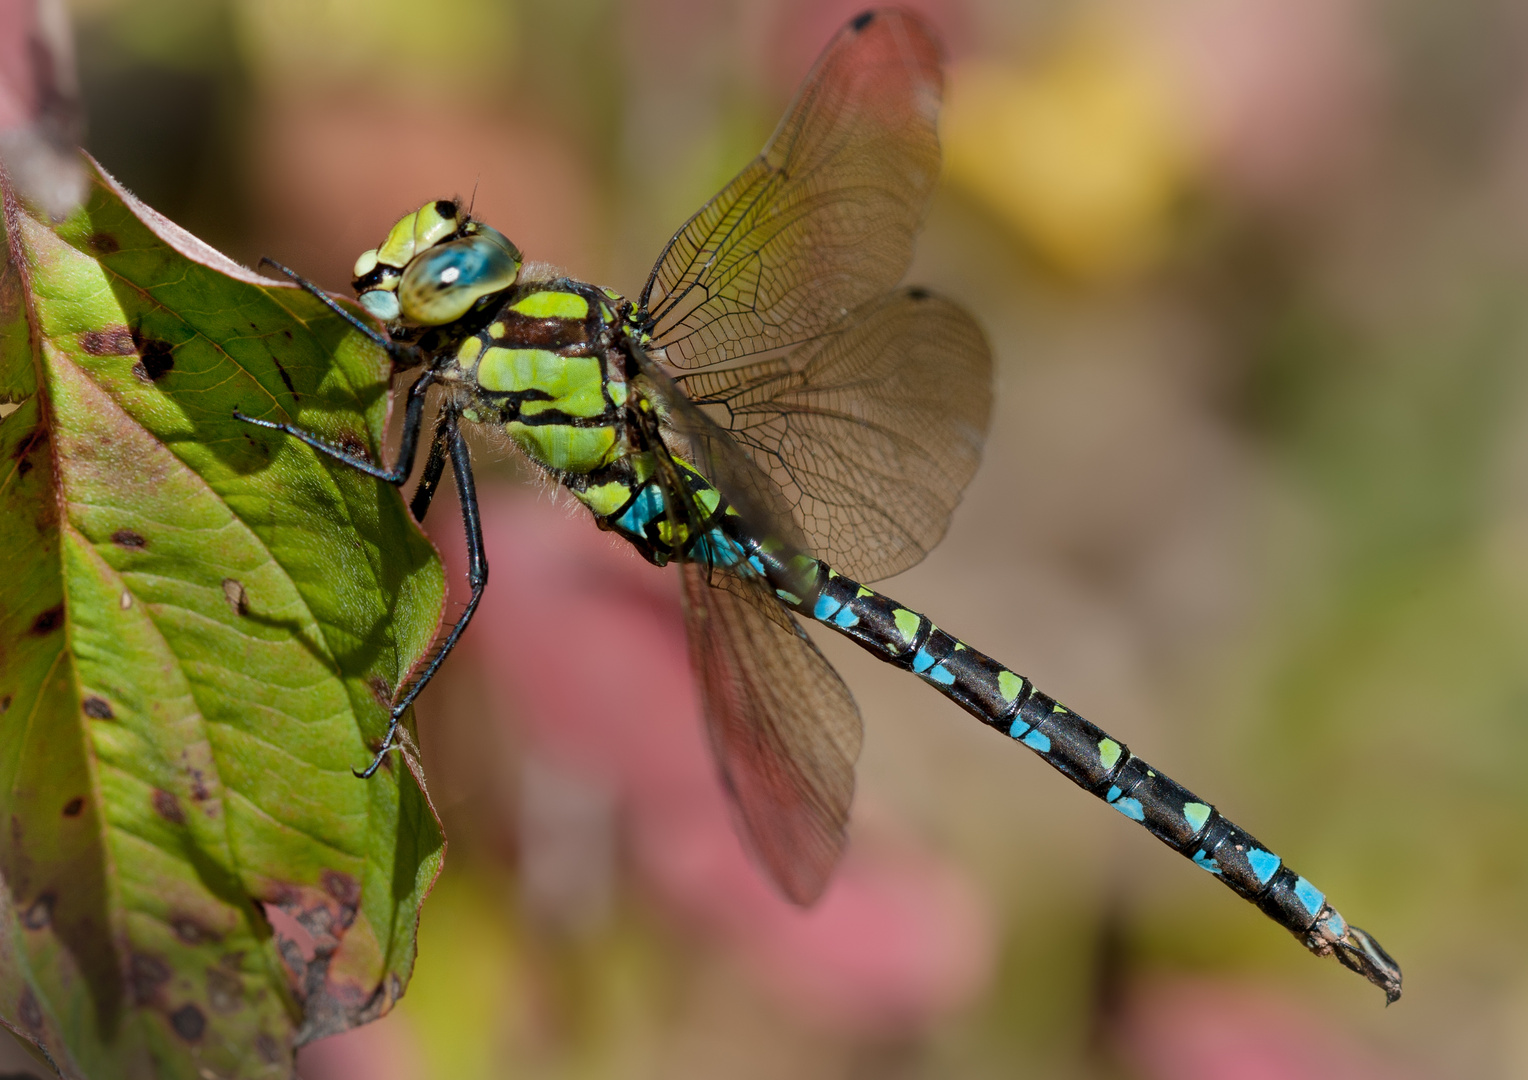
[443,278,637,479]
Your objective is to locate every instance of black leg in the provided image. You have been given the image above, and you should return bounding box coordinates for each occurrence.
[234,369,436,485]
[409,413,453,523]
[258,257,423,371]
[356,411,488,778]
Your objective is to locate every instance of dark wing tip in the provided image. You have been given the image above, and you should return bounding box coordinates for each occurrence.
[851,10,875,31]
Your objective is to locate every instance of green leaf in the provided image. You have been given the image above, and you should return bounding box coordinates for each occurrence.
[0,156,446,1079]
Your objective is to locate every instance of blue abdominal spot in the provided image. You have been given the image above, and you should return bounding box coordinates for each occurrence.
[923,664,956,686]
[1294,877,1326,917]
[1193,850,1223,875]
[1247,848,1281,886]
[613,485,665,535]
[1111,797,1145,821]
[693,530,745,567]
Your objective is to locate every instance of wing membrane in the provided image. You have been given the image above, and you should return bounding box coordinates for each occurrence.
[680,562,862,904]
[630,341,819,598]
[677,288,992,582]
[641,9,943,369]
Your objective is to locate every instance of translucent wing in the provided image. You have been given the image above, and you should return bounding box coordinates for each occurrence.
[680,561,862,904]
[678,288,991,582]
[641,9,943,369]
[631,360,861,904]
[630,341,817,597]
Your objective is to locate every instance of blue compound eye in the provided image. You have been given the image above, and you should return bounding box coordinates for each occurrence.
[397,234,522,325]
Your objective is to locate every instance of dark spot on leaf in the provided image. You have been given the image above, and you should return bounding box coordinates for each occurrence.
[18,987,41,1031]
[30,605,62,635]
[61,797,83,817]
[15,459,30,477]
[152,789,185,826]
[255,1033,281,1063]
[221,578,248,616]
[82,696,113,720]
[282,328,293,340]
[87,232,119,254]
[335,432,370,461]
[23,893,53,930]
[321,869,360,906]
[169,1004,205,1042]
[0,695,10,714]
[249,322,258,331]
[367,675,391,707]
[206,967,242,1013]
[172,916,217,945]
[130,332,175,382]
[129,953,170,1005]
[189,769,210,801]
[322,870,360,928]
[111,529,146,549]
[270,356,296,398]
[79,327,136,356]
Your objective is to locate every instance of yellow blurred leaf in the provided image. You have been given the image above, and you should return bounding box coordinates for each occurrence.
[942,15,1191,282]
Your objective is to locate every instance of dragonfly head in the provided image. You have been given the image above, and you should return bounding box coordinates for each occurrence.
[351,199,523,326]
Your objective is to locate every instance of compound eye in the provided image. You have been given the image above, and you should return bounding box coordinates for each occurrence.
[397,234,522,325]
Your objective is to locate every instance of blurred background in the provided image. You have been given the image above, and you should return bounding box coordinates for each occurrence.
[11,0,1528,1075]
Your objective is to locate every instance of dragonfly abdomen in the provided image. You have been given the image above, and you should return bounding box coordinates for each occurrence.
[789,562,1404,1002]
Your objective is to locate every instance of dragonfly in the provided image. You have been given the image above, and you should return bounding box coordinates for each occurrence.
[236,8,1401,1002]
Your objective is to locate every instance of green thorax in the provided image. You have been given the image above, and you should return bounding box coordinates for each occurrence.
[445,277,636,478]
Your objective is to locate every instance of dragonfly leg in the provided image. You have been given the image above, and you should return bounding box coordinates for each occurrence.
[257,256,423,370]
[408,413,453,523]
[356,410,488,778]
[234,369,436,485]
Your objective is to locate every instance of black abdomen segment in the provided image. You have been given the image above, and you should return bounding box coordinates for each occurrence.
[792,563,1403,1002]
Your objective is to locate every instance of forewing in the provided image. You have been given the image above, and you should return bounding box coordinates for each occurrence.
[678,288,992,581]
[642,9,943,368]
[680,562,862,904]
